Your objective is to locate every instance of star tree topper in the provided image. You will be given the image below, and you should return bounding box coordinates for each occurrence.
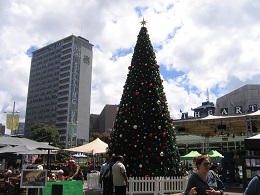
[140,18,147,27]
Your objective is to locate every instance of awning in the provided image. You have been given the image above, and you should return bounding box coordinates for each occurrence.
[244,134,260,151]
[180,151,201,160]
[207,150,224,159]
[65,138,108,154]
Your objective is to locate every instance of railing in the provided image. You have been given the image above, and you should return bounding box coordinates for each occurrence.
[86,173,188,194]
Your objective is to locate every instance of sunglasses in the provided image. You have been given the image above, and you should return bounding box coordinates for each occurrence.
[202,162,211,167]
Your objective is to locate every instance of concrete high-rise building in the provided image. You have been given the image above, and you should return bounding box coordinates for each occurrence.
[89,104,118,133]
[0,124,5,135]
[24,35,93,147]
[99,104,118,132]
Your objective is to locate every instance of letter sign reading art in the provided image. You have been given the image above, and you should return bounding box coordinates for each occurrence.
[221,108,228,115]
[235,106,243,114]
[249,104,257,112]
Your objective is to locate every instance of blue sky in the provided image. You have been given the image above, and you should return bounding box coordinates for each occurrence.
[0,0,260,130]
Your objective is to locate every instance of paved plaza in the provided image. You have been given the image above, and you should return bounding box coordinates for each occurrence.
[84,185,245,195]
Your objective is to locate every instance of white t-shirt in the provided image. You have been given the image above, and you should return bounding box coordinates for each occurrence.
[112,161,127,186]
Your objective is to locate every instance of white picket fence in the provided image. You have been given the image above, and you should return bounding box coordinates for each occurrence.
[86,173,188,194]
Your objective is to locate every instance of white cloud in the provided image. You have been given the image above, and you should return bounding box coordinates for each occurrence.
[0,0,259,131]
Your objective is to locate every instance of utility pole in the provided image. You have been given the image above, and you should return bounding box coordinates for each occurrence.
[11,102,15,135]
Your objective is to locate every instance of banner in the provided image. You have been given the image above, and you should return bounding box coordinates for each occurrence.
[6,114,12,129]
[6,114,20,130]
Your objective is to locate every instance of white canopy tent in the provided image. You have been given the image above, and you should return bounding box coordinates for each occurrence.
[65,138,108,154]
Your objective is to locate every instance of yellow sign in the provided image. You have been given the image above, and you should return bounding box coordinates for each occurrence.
[6,114,20,130]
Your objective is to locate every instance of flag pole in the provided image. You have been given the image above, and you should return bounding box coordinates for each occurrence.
[11,102,15,135]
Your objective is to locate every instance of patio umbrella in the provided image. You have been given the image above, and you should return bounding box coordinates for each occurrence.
[73,153,88,158]
[180,151,201,160]
[0,145,37,154]
[17,149,56,155]
[0,136,59,150]
[207,150,224,159]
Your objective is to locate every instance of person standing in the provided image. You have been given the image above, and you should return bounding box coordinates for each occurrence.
[184,155,225,195]
[244,174,260,195]
[112,156,128,195]
[100,155,114,195]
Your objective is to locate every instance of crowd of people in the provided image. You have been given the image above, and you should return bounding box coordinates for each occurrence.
[2,153,260,195]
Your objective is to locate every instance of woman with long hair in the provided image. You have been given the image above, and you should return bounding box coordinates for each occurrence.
[184,155,224,195]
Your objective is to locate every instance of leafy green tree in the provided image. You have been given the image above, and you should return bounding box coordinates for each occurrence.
[30,123,60,147]
[89,132,110,143]
[108,22,181,177]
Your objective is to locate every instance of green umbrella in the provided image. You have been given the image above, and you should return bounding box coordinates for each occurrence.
[180,151,201,160]
[207,150,224,159]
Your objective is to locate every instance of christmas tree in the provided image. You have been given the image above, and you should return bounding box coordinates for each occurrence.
[108,19,181,177]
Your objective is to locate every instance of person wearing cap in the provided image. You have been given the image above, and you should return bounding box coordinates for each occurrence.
[112,155,128,195]
[57,169,66,181]
[68,159,83,181]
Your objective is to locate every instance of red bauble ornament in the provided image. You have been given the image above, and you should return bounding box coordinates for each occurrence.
[149,133,153,137]
[136,92,140,96]
[128,66,131,70]
[149,83,153,87]
[162,132,166,137]
[109,142,113,147]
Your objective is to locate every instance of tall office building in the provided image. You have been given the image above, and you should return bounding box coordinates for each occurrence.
[24,35,93,147]
[89,104,118,133]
